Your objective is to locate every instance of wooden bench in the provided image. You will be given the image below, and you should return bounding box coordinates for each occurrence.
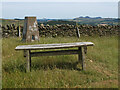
[15,42,94,72]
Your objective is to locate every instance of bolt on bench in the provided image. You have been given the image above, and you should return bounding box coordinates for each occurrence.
[15,42,94,72]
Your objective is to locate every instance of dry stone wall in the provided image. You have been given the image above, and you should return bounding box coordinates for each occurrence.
[1,24,23,38]
[1,24,119,38]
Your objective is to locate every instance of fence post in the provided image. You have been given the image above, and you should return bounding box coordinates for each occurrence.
[76,23,80,38]
[18,25,21,37]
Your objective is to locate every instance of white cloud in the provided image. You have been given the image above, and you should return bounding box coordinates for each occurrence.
[1,0,119,2]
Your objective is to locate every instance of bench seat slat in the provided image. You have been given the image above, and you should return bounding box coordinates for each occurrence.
[31,49,78,57]
[15,42,94,50]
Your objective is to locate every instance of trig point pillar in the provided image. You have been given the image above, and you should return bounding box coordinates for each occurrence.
[22,17,39,42]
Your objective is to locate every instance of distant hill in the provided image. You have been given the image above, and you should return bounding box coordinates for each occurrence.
[72,16,118,25]
[37,16,118,26]
[39,20,76,25]
[1,16,118,26]
[1,19,24,26]
[74,16,102,19]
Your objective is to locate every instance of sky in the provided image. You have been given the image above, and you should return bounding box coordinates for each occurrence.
[1,0,119,19]
[1,0,119,2]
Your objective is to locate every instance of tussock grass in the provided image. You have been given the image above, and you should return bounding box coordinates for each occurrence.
[2,36,118,88]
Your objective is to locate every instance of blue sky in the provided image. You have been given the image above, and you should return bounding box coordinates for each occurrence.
[2,2,118,19]
[1,0,119,2]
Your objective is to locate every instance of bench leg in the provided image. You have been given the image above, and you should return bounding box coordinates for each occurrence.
[78,47,85,70]
[26,50,31,72]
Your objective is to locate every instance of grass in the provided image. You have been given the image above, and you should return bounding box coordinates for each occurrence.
[1,19,24,26]
[0,38,2,89]
[2,36,118,88]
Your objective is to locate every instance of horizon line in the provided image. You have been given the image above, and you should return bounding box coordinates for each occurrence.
[1,17,118,20]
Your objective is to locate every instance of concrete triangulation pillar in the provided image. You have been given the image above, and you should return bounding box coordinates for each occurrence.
[22,17,39,42]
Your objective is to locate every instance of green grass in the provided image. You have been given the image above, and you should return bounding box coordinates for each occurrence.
[2,36,118,88]
[0,38,2,89]
[1,19,24,26]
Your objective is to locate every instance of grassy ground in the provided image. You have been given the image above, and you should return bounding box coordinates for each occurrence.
[0,38,2,89]
[1,19,24,26]
[2,36,118,88]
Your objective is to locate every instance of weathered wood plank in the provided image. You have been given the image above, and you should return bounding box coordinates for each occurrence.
[31,49,78,57]
[15,42,94,50]
[83,46,87,54]
[24,50,27,57]
[26,50,31,72]
[78,47,85,70]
